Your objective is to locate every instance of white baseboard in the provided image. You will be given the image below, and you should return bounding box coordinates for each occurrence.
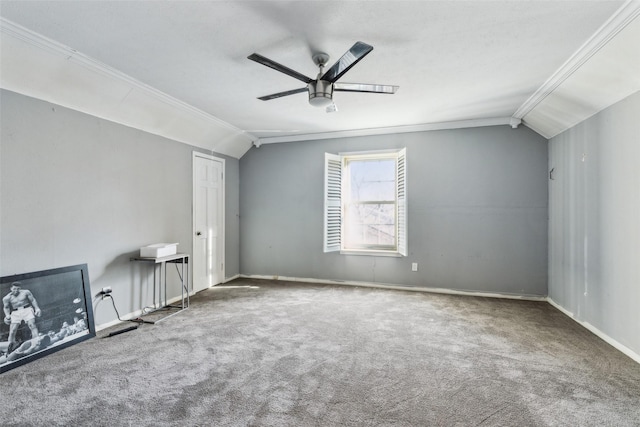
[238,274,547,301]
[94,275,639,365]
[223,274,240,283]
[547,297,640,364]
[94,293,189,332]
[240,275,639,364]
[94,309,142,332]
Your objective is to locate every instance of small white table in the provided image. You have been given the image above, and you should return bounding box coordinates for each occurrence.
[130,253,190,322]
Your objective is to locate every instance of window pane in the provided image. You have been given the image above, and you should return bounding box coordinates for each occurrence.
[348,159,396,201]
[345,203,396,247]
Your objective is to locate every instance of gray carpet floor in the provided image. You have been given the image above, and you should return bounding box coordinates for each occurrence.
[1,278,639,426]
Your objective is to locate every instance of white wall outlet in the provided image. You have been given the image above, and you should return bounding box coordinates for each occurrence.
[411,262,418,272]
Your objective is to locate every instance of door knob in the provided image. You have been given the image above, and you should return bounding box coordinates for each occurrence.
[196,231,202,236]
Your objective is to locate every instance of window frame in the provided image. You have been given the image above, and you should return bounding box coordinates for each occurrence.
[324,148,407,257]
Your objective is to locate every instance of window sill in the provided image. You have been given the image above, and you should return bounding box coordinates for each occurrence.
[340,249,403,257]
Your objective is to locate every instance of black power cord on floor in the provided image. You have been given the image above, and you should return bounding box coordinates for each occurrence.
[99,292,153,338]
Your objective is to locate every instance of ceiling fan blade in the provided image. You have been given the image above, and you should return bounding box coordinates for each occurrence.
[258,87,308,101]
[320,41,373,83]
[334,82,399,94]
[248,53,313,84]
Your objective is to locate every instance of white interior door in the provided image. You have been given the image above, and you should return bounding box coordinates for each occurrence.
[193,153,224,292]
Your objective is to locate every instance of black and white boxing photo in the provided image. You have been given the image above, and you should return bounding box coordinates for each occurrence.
[0,264,95,374]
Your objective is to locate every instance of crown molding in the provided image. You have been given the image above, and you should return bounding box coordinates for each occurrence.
[1,17,253,158]
[513,0,640,119]
[0,17,240,132]
[255,117,520,145]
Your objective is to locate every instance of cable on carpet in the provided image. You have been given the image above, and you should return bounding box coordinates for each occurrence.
[100,293,152,337]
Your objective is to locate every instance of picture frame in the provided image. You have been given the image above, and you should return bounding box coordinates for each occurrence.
[1,264,95,374]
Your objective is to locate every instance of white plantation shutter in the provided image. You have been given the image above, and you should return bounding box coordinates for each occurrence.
[324,153,342,252]
[396,148,407,256]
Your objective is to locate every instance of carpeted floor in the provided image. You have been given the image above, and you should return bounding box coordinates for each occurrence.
[1,278,639,426]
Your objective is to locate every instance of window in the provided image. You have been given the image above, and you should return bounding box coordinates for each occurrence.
[324,148,407,256]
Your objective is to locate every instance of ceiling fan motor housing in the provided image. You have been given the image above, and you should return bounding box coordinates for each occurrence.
[308,80,333,107]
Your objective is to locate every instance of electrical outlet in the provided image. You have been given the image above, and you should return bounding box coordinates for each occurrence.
[101,286,112,294]
[411,263,418,272]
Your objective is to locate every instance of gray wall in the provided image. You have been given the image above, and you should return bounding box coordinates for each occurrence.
[549,91,640,357]
[0,90,240,327]
[240,125,548,296]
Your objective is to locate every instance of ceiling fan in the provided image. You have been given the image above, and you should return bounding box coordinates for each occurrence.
[248,41,398,110]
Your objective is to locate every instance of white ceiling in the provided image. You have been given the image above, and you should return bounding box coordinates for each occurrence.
[1,1,639,158]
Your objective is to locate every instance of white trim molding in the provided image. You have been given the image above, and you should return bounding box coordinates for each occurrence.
[223,274,241,284]
[547,297,640,364]
[256,117,518,145]
[239,274,547,301]
[236,275,640,364]
[513,0,640,138]
[514,1,640,119]
[0,19,235,130]
[0,17,254,158]
[93,293,189,332]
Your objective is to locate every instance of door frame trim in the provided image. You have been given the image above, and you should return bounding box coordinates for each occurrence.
[192,151,226,291]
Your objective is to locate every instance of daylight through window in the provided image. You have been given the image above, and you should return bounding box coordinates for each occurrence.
[324,149,407,256]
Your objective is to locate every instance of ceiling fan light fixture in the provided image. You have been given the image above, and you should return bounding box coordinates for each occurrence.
[308,80,333,107]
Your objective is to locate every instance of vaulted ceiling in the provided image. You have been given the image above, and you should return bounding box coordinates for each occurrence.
[1,1,639,158]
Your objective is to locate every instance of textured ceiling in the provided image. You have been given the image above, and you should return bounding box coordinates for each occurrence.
[1,1,638,157]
